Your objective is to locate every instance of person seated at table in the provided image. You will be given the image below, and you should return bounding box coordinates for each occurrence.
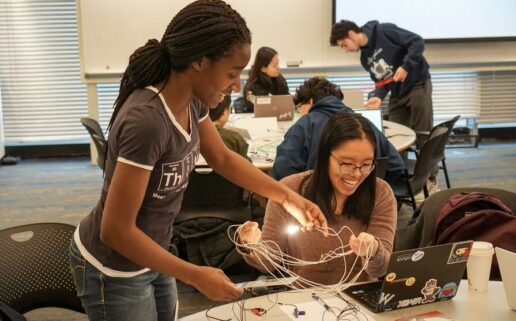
[209,95,251,161]
[241,47,289,111]
[273,77,405,185]
[237,113,397,285]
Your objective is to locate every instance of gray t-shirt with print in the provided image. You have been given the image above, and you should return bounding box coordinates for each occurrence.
[78,87,208,272]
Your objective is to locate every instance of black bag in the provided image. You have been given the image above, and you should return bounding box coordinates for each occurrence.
[232,97,254,113]
[173,213,247,271]
[0,303,27,321]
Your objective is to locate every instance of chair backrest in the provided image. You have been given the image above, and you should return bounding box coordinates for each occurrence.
[415,115,460,149]
[80,117,105,140]
[180,166,244,211]
[0,223,84,314]
[409,127,449,194]
[90,133,106,170]
[394,187,516,252]
[432,115,460,160]
[80,117,107,170]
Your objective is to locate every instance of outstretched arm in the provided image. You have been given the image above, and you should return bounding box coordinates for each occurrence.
[200,117,327,231]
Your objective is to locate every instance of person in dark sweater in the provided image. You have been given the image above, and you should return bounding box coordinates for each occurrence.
[330,20,433,148]
[242,46,289,110]
[273,77,405,185]
[209,95,250,161]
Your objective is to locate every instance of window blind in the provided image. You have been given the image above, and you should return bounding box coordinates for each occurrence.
[0,0,88,144]
[0,0,514,146]
[479,70,516,124]
[96,71,494,131]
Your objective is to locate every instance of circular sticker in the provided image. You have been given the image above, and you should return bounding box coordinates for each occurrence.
[405,277,416,286]
[386,272,396,282]
[411,250,425,262]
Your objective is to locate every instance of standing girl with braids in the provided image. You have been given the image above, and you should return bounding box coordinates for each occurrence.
[69,1,326,320]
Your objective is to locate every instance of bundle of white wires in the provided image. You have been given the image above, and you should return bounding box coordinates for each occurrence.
[228,224,375,294]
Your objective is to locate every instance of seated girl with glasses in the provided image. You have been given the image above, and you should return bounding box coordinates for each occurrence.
[237,112,397,285]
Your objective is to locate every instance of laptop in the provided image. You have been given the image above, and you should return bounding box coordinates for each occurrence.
[344,241,473,313]
[342,89,365,108]
[495,247,516,310]
[253,95,295,121]
[354,108,384,133]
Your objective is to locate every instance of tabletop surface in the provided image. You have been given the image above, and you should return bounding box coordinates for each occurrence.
[180,280,515,321]
[227,115,416,171]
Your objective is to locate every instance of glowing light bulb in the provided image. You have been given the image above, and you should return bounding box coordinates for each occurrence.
[286,225,300,235]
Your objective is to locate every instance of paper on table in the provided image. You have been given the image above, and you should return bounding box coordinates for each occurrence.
[230,117,278,140]
[278,297,375,321]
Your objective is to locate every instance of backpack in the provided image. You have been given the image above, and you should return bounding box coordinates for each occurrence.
[0,303,27,321]
[172,213,245,271]
[232,97,254,113]
[433,192,516,280]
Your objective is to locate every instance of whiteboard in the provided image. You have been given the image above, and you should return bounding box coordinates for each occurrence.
[77,0,516,79]
[334,0,516,41]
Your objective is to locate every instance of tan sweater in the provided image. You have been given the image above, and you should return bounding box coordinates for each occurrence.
[240,171,397,285]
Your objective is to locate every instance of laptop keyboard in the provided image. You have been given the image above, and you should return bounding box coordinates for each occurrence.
[350,288,381,309]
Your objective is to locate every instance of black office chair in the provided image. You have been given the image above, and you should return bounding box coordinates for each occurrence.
[0,223,84,314]
[80,117,107,170]
[409,115,461,188]
[390,127,449,210]
[173,166,255,274]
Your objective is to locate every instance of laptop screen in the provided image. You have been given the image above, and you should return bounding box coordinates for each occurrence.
[253,95,295,121]
[341,90,365,108]
[354,109,383,132]
[345,241,473,313]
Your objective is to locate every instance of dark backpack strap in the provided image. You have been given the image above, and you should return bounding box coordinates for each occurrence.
[0,303,27,321]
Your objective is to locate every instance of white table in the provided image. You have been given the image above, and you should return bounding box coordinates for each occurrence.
[225,115,416,171]
[382,120,416,152]
[179,280,515,321]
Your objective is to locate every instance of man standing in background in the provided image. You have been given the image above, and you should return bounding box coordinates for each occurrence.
[330,20,433,149]
[331,20,437,192]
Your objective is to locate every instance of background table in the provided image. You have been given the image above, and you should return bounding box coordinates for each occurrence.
[226,115,416,171]
[179,280,515,321]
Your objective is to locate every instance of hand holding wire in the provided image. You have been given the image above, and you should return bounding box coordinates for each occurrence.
[349,232,378,257]
[238,221,262,244]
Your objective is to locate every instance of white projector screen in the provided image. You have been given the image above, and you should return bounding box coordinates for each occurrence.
[333,0,516,41]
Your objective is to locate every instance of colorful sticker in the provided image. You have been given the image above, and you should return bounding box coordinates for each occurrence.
[438,282,458,299]
[421,279,441,303]
[405,277,416,286]
[386,272,396,282]
[448,241,472,264]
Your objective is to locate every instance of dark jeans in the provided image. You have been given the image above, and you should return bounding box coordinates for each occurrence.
[388,79,434,148]
[69,238,177,321]
[388,79,437,179]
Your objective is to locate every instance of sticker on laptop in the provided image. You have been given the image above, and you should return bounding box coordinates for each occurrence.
[438,282,458,299]
[386,272,396,282]
[448,241,472,264]
[421,279,441,303]
[405,277,416,286]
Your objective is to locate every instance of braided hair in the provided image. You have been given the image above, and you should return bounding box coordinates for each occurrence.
[108,0,251,129]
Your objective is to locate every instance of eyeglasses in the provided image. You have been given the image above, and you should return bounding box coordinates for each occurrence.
[330,154,376,175]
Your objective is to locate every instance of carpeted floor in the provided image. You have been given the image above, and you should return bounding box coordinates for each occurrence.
[1,140,515,320]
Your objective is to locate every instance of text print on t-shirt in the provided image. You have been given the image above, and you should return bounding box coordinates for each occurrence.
[158,144,199,191]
